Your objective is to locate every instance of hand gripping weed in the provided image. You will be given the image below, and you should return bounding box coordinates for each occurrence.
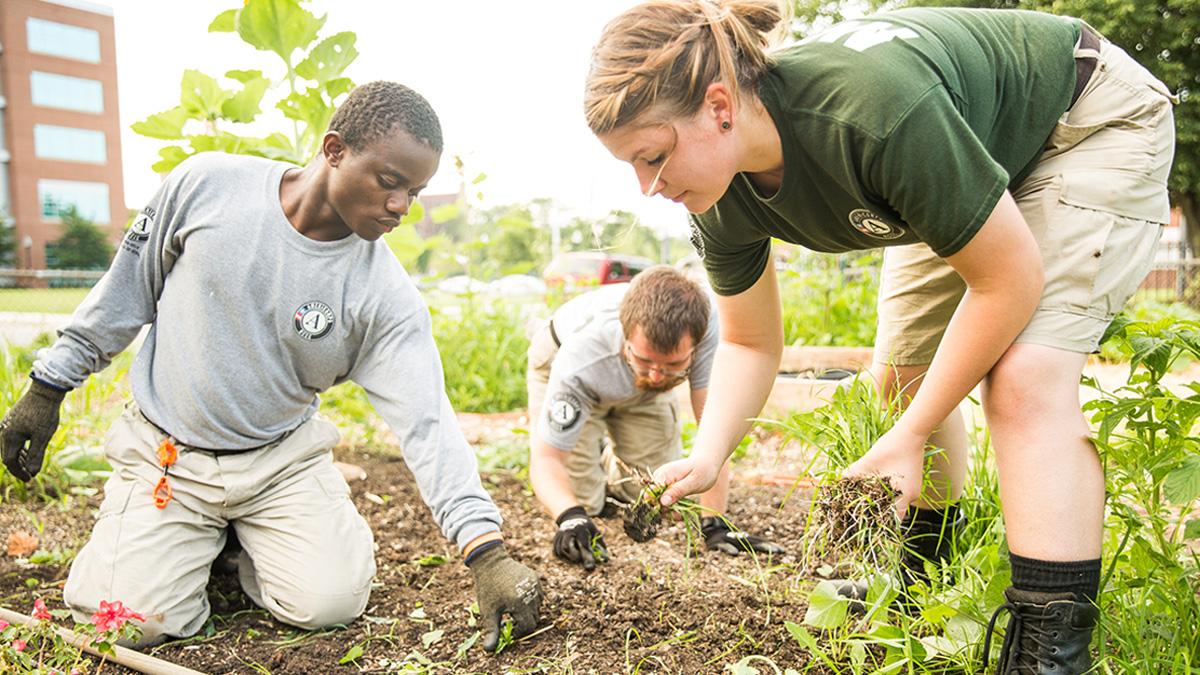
[622,478,706,545]
[152,438,178,509]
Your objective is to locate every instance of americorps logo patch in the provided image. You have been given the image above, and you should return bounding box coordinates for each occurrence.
[848,209,906,240]
[547,393,582,432]
[120,207,156,256]
[127,210,153,241]
[293,301,335,340]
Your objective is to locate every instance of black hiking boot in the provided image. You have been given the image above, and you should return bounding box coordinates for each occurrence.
[983,587,1099,674]
[834,506,965,613]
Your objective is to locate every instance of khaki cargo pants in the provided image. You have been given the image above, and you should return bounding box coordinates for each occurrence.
[875,34,1177,363]
[63,404,375,643]
[527,320,681,516]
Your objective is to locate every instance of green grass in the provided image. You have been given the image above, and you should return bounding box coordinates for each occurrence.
[0,288,92,314]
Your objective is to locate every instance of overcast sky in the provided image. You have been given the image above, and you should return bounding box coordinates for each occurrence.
[104,0,690,234]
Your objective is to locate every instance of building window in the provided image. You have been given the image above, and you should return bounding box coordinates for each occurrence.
[30,71,104,114]
[26,18,101,63]
[38,179,110,224]
[34,125,107,164]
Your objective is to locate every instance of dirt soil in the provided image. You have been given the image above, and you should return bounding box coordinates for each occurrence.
[1,427,824,674]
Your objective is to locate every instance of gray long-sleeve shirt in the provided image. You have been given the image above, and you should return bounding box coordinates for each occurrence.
[34,152,501,550]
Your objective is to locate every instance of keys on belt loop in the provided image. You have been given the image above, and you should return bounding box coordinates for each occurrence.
[153,438,178,509]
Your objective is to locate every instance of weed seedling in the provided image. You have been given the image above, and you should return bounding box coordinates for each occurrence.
[494,619,515,654]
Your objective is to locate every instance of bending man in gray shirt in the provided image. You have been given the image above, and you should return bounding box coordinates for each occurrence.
[0,81,541,651]
[528,266,783,569]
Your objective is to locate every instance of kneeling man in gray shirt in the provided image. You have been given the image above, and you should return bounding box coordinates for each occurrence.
[0,81,541,652]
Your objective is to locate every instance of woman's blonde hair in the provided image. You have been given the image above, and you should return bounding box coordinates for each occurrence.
[585,0,787,135]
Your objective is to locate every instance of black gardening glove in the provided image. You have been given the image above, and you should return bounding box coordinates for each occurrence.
[1,378,67,482]
[466,542,543,652]
[552,506,610,570]
[701,516,785,557]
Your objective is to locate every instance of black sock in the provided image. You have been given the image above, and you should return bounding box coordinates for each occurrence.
[1010,553,1101,603]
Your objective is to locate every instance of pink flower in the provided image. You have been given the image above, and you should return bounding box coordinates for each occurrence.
[11,638,26,652]
[32,598,52,621]
[90,600,146,633]
[0,619,8,630]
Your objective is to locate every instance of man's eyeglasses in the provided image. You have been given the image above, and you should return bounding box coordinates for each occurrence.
[623,341,693,379]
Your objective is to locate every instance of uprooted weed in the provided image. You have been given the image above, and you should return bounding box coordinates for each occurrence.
[617,468,708,553]
[801,475,901,575]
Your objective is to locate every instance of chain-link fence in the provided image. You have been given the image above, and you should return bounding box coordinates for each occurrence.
[1140,240,1200,308]
[0,269,103,345]
[1,237,1196,345]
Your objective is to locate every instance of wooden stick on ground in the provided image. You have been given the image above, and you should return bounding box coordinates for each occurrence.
[0,606,205,675]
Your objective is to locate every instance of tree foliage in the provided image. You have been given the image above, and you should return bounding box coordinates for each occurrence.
[45,207,114,270]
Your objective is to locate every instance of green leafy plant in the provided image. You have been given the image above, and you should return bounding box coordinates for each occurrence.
[493,619,515,654]
[1,341,131,503]
[131,0,357,172]
[432,298,531,413]
[1084,316,1200,669]
[779,253,880,348]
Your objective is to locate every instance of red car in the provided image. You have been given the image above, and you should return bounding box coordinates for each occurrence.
[542,252,654,288]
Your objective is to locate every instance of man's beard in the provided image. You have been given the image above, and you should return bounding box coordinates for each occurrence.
[633,373,685,392]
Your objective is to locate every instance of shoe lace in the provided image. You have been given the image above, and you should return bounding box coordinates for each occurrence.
[983,602,1060,674]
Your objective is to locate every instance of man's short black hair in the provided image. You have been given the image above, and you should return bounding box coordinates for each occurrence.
[328,81,443,153]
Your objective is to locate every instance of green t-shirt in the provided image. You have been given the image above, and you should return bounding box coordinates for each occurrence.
[692,8,1081,295]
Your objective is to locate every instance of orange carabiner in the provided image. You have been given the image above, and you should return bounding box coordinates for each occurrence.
[153,475,173,509]
[157,439,178,467]
[153,439,179,509]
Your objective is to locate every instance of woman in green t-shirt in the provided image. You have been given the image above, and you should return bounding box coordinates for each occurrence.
[585,1,1175,671]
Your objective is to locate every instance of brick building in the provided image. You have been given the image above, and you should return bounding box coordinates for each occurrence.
[0,0,125,270]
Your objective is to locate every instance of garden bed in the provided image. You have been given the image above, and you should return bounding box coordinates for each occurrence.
[1,441,819,673]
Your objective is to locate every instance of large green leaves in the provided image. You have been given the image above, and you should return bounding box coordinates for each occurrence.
[236,0,325,64]
[208,8,237,33]
[180,69,231,120]
[221,70,271,123]
[131,106,192,140]
[803,580,850,629]
[134,1,356,172]
[295,32,358,85]
[1165,455,1200,504]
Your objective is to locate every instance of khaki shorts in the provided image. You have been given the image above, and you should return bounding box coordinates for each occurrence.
[63,405,376,643]
[875,36,1177,365]
[527,320,681,515]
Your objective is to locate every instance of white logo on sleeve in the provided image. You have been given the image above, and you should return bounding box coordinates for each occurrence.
[125,208,155,243]
[293,301,335,340]
[547,393,582,432]
[848,209,906,240]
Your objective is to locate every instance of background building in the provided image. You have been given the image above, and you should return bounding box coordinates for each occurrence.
[0,0,125,271]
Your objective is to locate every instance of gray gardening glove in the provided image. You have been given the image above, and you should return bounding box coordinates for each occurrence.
[1,378,67,482]
[553,506,610,571]
[701,516,785,557]
[465,542,543,652]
